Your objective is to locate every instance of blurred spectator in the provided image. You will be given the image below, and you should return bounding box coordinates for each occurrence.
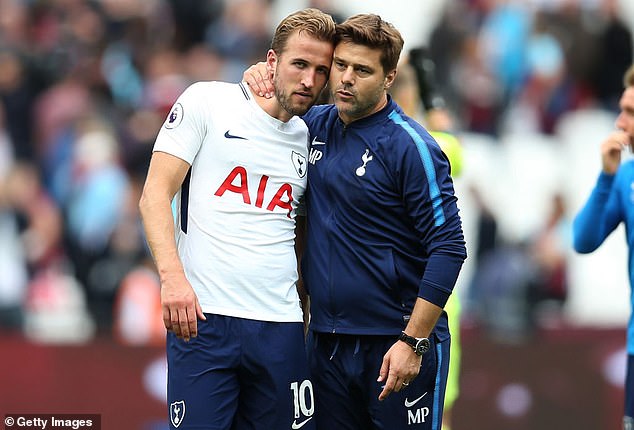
[477,0,532,115]
[527,192,570,325]
[538,0,600,106]
[4,162,64,275]
[167,0,223,50]
[204,0,272,77]
[308,0,346,23]
[594,0,633,112]
[0,210,27,331]
[464,185,503,324]
[468,189,570,340]
[0,102,15,179]
[63,119,131,332]
[453,34,503,136]
[65,120,129,253]
[0,157,28,331]
[0,106,27,331]
[469,240,536,343]
[33,75,94,202]
[141,48,191,116]
[503,12,570,135]
[427,0,478,122]
[465,185,545,342]
[0,49,39,162]
[469,184,500,271]
[84,167,148,334]
[24,265,95,344]
[113,257,163,346]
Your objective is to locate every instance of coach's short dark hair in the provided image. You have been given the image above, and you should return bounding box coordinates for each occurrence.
[271,8,336,55]
[335,14,404,74]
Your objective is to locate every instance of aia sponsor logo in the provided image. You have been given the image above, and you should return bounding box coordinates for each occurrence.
[214,166,295,217]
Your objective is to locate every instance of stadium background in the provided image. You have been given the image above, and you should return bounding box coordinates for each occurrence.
[0,0,633,428]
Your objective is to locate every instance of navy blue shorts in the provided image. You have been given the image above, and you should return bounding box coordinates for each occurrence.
[307,331,450,430]
[167,314,315,430]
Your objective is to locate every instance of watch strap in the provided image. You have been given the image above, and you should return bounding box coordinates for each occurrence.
[398,331,429,356]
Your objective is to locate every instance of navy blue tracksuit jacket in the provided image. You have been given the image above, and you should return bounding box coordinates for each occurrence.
[301,97,467,340]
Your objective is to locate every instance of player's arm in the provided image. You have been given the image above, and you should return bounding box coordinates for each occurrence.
[243,61,275,99]
[572,176,621,253]
[572,131,629,253]
[139,151,205,342]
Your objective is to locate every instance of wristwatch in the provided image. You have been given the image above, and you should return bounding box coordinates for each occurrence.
[398,332,430,356]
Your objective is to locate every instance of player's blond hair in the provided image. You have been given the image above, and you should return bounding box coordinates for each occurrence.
[624,64,634,88]
[270,8,336,55]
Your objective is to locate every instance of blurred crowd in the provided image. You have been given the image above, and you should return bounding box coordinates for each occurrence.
[0,0,631,344]
[430,0,632,136]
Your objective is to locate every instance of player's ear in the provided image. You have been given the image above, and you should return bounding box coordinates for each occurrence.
[266,49,277,79]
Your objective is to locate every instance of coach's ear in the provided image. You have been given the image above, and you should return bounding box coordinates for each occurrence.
[384,68,397,91]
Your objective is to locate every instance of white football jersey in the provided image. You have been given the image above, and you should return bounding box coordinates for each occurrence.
[153,81,309,322]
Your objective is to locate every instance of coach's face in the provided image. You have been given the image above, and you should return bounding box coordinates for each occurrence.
[330,41,396,125]
[267,31,333,120]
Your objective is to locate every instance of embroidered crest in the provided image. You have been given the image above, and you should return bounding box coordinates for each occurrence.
[355,149,373,177]
[170,400,186,428]
[292,151,308,178]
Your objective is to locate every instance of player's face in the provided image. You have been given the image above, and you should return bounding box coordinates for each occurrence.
[616,86,634,149]
[330,41,396,124]
[269,31,333,120]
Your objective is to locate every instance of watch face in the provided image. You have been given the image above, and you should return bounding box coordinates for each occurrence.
[415,338,430,355]
[399,332,429,355]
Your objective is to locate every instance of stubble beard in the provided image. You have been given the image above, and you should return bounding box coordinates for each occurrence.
[335,84,384,123]
[275,74,312,117]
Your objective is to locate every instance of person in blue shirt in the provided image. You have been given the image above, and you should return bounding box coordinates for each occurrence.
[573,63,634,430]
[246,13,466,430]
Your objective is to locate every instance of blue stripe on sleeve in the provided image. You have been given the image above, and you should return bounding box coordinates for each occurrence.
[388,110,445,226]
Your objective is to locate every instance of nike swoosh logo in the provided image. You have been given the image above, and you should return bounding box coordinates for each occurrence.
[404,392,428,408]
[311,136,326,146]
[291,417,313,429]
[225,130,247,140]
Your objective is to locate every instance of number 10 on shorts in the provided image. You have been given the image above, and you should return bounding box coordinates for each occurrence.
[290,380,315,418]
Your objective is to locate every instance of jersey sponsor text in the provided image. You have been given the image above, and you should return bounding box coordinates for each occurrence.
[214,166,294,217]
